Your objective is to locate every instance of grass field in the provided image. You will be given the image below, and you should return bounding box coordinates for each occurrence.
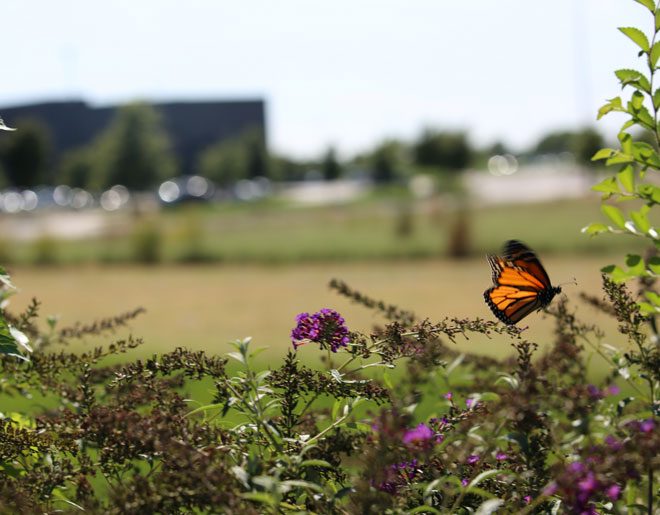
[6,254,633,365]
[0,194,652,265]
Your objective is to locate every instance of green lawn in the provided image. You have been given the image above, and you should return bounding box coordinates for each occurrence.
[0,194,651,265]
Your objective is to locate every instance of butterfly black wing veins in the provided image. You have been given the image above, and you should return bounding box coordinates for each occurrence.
[483,240,561,325]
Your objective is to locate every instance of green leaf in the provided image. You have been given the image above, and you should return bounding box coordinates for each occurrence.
[591,148,617,161]
[626,254,648,276]
[656,9,660,32]
[617,164,635,192]
[634,0,656,11]
[619,132,634,154]
[644,291,660,306]
[632,141,660,166]
[648,256,660,273]
[615,68,652,92]
[581,222,610,236]
[651,40,660,68]
[631,105,656,129]
[601,264,632,282]
[407,507,441,514]
[249,346,269,359]
[590,176,620,195]
[632,90,645,110]
[638,183,660,203]
[601,205,626,228]
[619,27,651,52]
[300,459,333,468]
[630,210,651,232]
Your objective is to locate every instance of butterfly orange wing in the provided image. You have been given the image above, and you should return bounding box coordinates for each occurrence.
[484,240,559,325]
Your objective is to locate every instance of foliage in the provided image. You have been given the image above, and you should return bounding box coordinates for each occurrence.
[91,102,178,190]
[0,117,52,188]
[412,129,472,173]
[2,260,660,513]
[197,127,268,186]
[533,127,604,165]
[321,146,342,181]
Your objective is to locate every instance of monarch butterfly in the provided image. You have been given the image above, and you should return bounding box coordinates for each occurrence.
[483,240,561,325]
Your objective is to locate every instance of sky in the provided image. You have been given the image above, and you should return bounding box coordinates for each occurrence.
[0,0,651,159]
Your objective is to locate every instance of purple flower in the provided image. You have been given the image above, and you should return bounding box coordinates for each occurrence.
[641,419,655,434]
[606,484,621,501]
[435,434,444,443]
[495,451,507,461]
[466,398,474,408]
[523,495,531,503]
[403,423,433,445]
[604,384,620,396]
[467,454,479,464]
[461,478,468,487]
[444,392,452,400]
[586,384,601,399]
[291,309,350,352]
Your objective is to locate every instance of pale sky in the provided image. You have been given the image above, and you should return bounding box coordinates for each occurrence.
[0,1,650,158]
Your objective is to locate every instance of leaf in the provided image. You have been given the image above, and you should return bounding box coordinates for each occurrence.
[632,90,645,110]
[634,0,656,11]
[615,68,652,92]
[626,254,648,276]
[407,507,441,514]
[601,264,632,283]
[617,164,635,192]
[657,9,660,32]
[644,291,660,306]
[591,177,620,195]
[638,183,660,203]
[648,256,660,273]
[591,148,617,161]
[581,222,610,236]
[226,351,246,364]
[300,459,333,468]
[281,479,324,493]
[467,470,502,490]
[619,27,650,52]
[249,346,269,359]
[475,499,505,515]
[651,40,660,68]
[601,205,626,229]
[630,210,651,233]
[632,141,660,166]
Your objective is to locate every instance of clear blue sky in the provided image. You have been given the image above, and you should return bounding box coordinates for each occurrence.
[0,0,649,158]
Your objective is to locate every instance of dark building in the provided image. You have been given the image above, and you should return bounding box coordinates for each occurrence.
[0,99,266,176]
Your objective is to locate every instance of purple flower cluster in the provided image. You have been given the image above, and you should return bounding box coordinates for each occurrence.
[375,460,423,494]
[291,309,350,352]
[546,461,621,514]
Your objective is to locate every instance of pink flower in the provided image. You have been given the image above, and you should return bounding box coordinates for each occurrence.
[495,451,508,461]
[403,423,433,445]
[606,484,621,501]
[444,392,452,400]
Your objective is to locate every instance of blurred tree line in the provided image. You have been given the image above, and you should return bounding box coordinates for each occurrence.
[0,102,609,192]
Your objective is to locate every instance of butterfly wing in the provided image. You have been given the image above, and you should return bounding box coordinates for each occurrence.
[484,240,558,325]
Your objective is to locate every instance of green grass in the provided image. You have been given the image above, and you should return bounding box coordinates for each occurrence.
[0,193,651,265]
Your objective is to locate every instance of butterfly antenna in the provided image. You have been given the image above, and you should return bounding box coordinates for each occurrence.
[558,277,578,287]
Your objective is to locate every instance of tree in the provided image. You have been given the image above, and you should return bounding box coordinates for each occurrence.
[321,146,341,180]
[533,127,604,166]
[1,117,52,188]
[57,148,94,189]
[413,129,471,171]
[94,103,177,190]
[369,139,407,183]
[197,127,268,186]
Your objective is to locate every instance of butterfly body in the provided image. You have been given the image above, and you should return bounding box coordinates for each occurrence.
[484,240,560,325]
